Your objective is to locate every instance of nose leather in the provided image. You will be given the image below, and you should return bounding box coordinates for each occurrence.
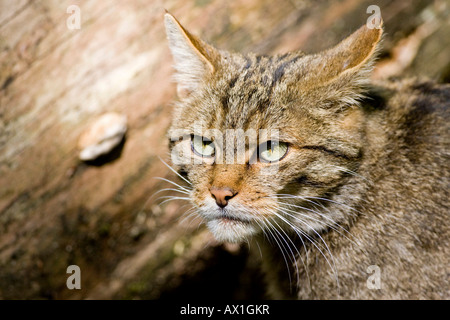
[210,187,237,208]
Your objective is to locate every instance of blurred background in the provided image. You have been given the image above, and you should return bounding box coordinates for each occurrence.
[0,0,449,299]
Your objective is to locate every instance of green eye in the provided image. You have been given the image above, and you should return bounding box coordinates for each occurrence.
[259,141,288,163]
[191,135,215,157]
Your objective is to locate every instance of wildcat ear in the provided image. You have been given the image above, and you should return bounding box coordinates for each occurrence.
[314,22,383,84]
[296,22,383,109]
[164,12,219,98]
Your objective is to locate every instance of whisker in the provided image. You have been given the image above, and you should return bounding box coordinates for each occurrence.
[158,156,192,185]
[267,194,353,237]
[254,239,263,260]
[264,209,313,291]
[271,193,331,213]
[242,207,276,247]
[202,237,214,251]
[177,206,204,236]
[277,202,356,245]
[275,208,340,292]
[250,213,273,244]
[178,206,199,225]
[267,193,361,215]
[158,196,191,206]
[152,188,191,197]
[330,165,373,185]
[259,217,294,290]
[265,209,306,291]
[153,177,192,193]
[303,196,362,215]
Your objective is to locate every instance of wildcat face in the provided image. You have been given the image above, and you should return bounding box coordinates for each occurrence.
[165,13,382,243]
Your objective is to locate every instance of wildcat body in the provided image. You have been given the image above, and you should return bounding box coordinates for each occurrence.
[164,13,449,299]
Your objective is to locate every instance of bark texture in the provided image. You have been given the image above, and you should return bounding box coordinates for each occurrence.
[0,0,449,299]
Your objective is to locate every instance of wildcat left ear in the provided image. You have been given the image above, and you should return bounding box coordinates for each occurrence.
[306,22,383,87]
[293,22,383,109]
[164,12,220,98]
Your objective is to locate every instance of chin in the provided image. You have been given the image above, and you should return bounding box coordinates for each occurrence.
[206,218,259,243]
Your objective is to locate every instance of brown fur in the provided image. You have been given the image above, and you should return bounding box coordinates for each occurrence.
[164,13,449,299]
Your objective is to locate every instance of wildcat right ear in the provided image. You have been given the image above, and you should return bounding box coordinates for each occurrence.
[164,12,219,98]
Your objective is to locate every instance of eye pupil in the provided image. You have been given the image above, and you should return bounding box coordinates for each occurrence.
[191,135,215,158]
[259,140,288,163]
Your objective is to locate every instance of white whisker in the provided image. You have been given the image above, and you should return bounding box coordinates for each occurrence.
[277,202,356,245]
[158,196,191,206]
[178,206,199,225]
[254,239,263,259]
[158,156,192,185]
[265,194,355,241]
[274,208,340,293]
[153,187,191,197]
[264,209,307,291]
[330,165,373,184]
[272,193,331,213]
[259,217,294,289]
[303,195,362,215]
[153,177,192,193]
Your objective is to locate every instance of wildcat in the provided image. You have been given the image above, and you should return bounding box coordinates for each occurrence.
[163,12,449,299]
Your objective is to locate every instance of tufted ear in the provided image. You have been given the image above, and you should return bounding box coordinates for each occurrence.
[313,22,383,84]
[164,12,220,98]
[296,22,383,109]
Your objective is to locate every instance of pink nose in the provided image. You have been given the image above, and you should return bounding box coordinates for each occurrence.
[210,187,237,208]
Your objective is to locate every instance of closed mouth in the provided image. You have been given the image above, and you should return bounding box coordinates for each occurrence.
[215,214,251,224]
[204,211,259,243]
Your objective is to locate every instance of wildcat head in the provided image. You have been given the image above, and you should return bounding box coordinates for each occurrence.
[164,13,382,243]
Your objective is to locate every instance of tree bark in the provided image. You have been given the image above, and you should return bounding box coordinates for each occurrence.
[0,0,448,299]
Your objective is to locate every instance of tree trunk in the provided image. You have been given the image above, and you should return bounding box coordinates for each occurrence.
[0,0,448,299]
